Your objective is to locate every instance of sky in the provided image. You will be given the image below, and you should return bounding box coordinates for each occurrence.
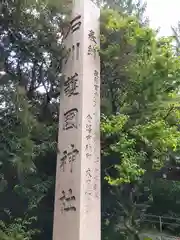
[146,0,180,37]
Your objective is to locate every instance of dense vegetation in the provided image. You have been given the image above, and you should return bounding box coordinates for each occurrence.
[1,0,180,239]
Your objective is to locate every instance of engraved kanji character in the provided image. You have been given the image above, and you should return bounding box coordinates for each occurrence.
[68,144,79,172]
[86,124,92,133]
[59,189,76,212]
[86,168,92,178]
[94,70,99,87]
[94,70,99,77]
[85,191,92,197]
[65,189,76,211]
[86,152,92,158]
[64,73,79,97]
[94,84,99,92]
[60,150,68,171]
[76,42,80,60]
[85,144,92,152]
[64,48,71,65]
[88,45,97,58]
[86,114,92,123]
[70,15,81,33]
[93,96,96,107]
[59,190,66,213]
[72,45,75,60]
[63,108,78,130]
[86,134,92,140]
[88,30,97,44]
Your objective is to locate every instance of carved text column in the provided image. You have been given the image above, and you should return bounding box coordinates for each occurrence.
[53,1,100,240]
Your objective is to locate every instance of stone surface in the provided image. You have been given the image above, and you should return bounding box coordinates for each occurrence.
[53,1,100,240]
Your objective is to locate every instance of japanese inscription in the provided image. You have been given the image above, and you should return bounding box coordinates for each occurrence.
[86,114,92,122]
[64,42,80,65]
[64,47,71,65]
[88,45,97,58]
[85,143,92,152]
[59,189,76,213]
[88,29,98,58]
[88,30,97,44]
[64,73,79,97]
[86,123,92,135]
[53,1,100,239]
[70,15,82,33]
[63,108,78,130]
[85,114,93,159]
[86,168,92,180]
[85,168,93,200]
[76,42,80,60]
[93,70,100,106]
[64,15,82,39]
[94,168,100,199]
[84,166,100,208]
[72,45,75,61]
[60,144,79,173]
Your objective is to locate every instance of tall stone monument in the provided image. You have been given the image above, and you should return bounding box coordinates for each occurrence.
[53,0,100,240]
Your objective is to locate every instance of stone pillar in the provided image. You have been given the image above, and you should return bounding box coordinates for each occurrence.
[53,0,100,240]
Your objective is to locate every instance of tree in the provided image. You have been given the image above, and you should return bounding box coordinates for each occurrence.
[172,22,180,56]
[103,0,147,23]
[100,8,180,239]
[0,0,67,239]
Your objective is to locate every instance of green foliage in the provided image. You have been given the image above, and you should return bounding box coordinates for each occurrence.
[101,7,180,239]
[103,0,148,23]
[0,216,39,240]
[0,0,63,238]
[101,114,145,184]
[101,114,128,136]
